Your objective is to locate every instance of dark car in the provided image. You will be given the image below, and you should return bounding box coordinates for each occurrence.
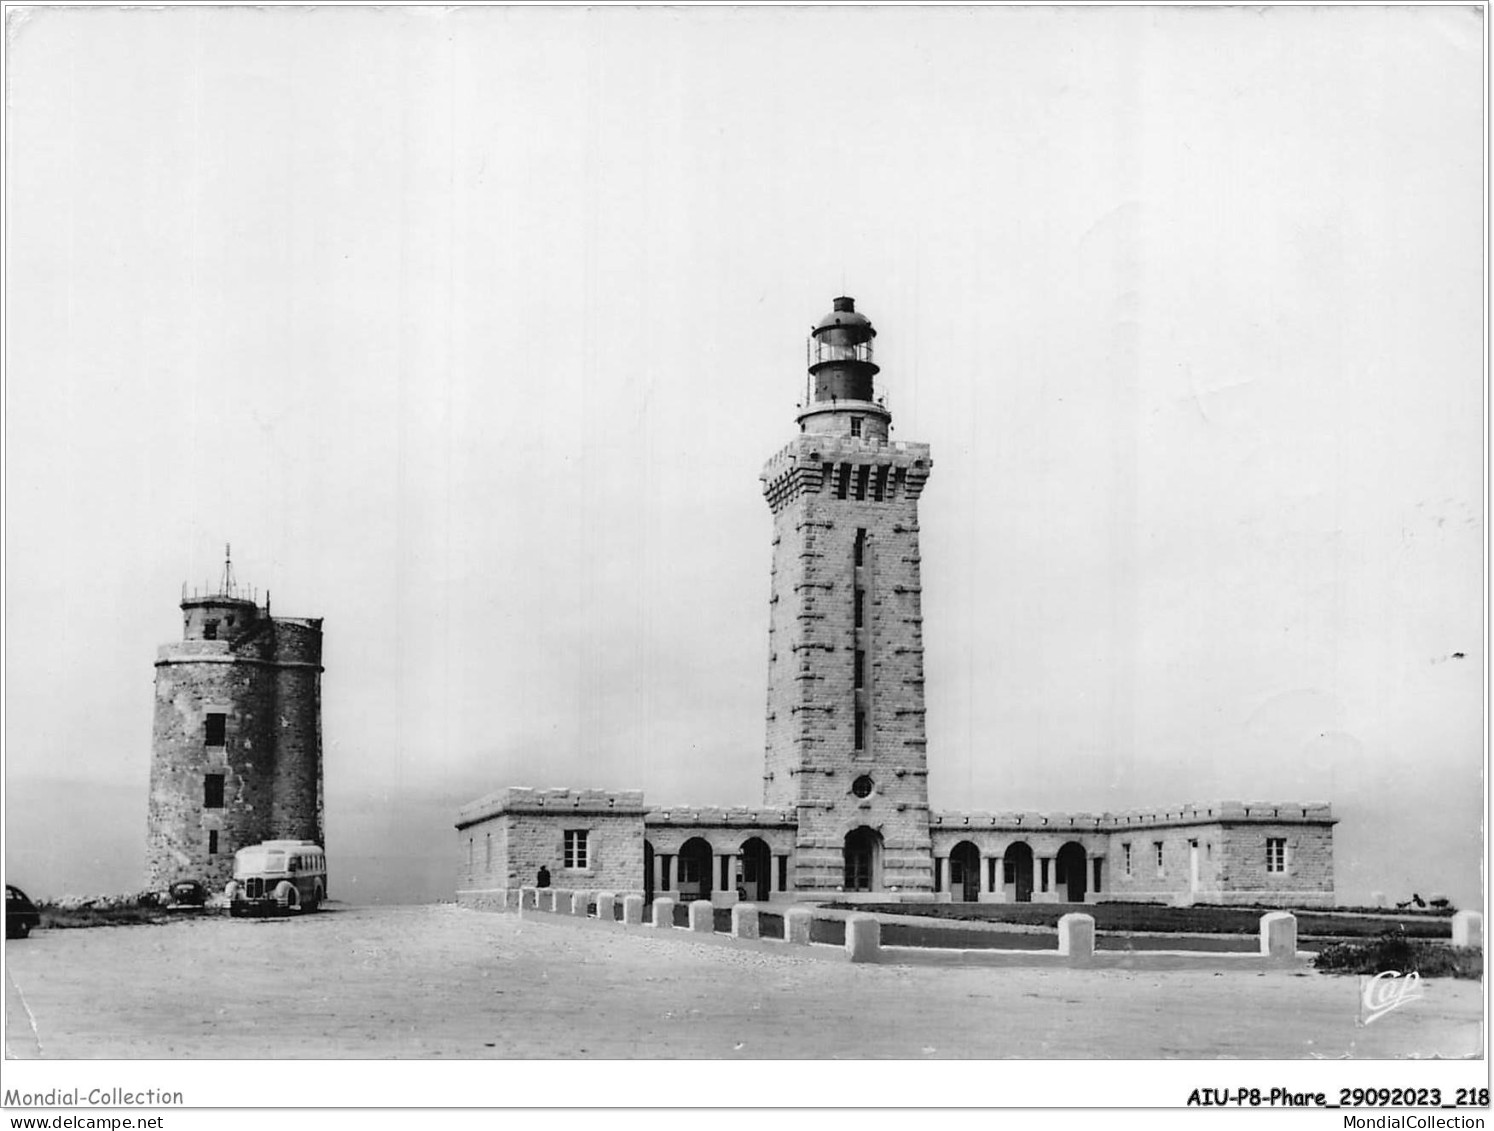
[6,885,41,939]
[169,880,209,907]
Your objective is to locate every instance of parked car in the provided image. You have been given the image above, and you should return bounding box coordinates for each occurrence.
[169,880,209,907]
[6,885,41,939]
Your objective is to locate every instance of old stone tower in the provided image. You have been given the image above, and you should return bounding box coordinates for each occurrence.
[145,548,325,892]
[760,297,935,894]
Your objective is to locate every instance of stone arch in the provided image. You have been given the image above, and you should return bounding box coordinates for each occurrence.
[1004,840,1035,903]
[676,836,714,902]
[843,826,883,893]
[738,836,772,902]
[949,840,981,902]
[1056,841,1087,903]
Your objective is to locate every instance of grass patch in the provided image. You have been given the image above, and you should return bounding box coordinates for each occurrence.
[1312,934,1481,979]
[822,902,1452,939]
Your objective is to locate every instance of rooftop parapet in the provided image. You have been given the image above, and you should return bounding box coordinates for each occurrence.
[645,806,797,827]
[930,801,1336,833]
[761,435,932,478]
[455,786,649,828]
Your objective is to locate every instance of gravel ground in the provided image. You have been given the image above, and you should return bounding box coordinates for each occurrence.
[3,903,1482,1060]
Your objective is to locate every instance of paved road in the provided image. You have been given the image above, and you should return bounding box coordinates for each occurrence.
[3,904,1482,1059]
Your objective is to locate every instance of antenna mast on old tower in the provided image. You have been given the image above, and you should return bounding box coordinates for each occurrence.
[219,543,236,596]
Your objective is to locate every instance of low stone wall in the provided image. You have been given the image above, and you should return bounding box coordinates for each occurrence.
[460,891,1316,971]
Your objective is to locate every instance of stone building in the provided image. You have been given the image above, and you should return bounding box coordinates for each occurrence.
[456,298,1336,908]
[145,548,325,893]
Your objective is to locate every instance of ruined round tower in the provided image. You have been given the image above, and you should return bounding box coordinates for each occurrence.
[145,548,324,893]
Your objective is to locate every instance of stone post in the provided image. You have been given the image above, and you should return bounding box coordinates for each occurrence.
[571,891,591,917]
[731,903,760,939]
[1452,910,1483,949]
[594,891,617,921]
[688,900,714,933]
[537,889,554,913]
[784,906,813,945]
[845,914,881,963]
[1058,912,1095,963]
[518,886,537,916]
[687,896,711,932]
[622,894,645,926]
[651,897,676,929]
[553,890,572,915]
[1260,911,1297,958]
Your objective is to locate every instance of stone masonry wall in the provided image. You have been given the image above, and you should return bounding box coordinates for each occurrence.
[147,640,276,891]
[761,433,934,893]
[269,620,324,849]
[1104,819,1334,907]
[146,611,324,894]
[455,789,648,896]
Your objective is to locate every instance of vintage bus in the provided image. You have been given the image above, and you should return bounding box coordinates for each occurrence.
[226,840,327,916]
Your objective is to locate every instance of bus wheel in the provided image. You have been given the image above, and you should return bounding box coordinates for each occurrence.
[275,881,299,913]
[307,886,323,912]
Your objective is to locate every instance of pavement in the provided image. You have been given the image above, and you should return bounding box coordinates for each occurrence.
[3,903,1483,1059]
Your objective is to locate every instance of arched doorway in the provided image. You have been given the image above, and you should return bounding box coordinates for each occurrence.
[1003,841,1035,903]
[739,837,771,902]
[949,841,981,902]
[843,827,882,892]
[643,840,655,903]
[1056,841,1088,903]
[676,837,713,902]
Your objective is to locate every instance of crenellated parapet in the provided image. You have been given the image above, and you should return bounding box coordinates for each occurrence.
[456,787,648,829]
[932,801,1336,833]
[761,436,932,515]
[646,806,797,828]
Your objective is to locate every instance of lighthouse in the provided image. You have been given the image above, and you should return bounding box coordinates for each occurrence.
[760,297,935,894]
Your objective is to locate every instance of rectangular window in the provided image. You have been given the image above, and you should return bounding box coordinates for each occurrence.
[1266,837,1287,874]
[1154,841,1165,876]
[837,463,850,499]
[1122,843,1132,876]
[208,830,219,856]
[855,464,869,500]
[850,416,862,437]
[873,465,888,502]
[205,713,226,747]
[203,620,218,640]
[854,528,866,566]
[987,857,998,891]
[854,650,865,689]
[485,833,492,871]
[777,855,787,891]
[854,588,865,628]
[854,709,866,750]
[204,774,225,809]
[564,829,589,870]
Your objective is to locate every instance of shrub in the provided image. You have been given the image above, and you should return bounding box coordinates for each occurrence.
[1312,933,1481,979]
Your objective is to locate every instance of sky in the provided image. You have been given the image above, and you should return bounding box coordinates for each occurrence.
[4,5,1485,909]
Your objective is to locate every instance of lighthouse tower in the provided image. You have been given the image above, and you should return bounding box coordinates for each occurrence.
[145,547,324,893]
[760,297,934,895]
